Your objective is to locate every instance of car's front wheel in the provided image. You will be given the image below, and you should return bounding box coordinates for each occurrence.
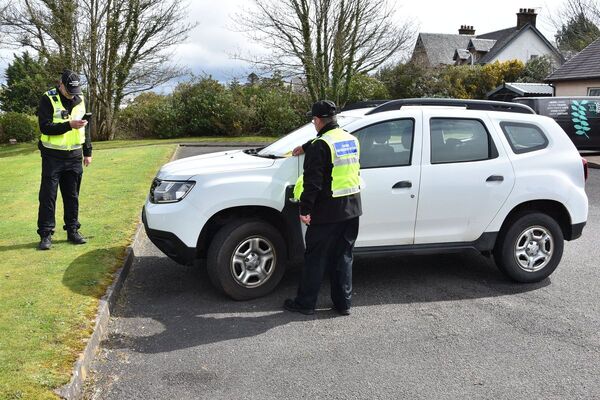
[207,219,287,300]
[494,212,564,283]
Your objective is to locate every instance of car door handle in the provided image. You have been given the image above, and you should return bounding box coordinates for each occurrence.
[486,175,504,182]
[392,181,412,189]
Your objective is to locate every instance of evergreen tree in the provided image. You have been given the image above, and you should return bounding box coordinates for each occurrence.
[556,12,600,53]
[519,56,554,82]
[0,52,54,114]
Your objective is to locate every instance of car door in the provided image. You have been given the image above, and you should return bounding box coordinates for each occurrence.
[414,110,515,244]
[352,112,423,247]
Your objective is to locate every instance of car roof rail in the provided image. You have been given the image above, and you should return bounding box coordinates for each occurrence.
[342,100,389,111]
[365,98,536,115]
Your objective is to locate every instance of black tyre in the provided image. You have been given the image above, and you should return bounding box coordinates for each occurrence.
[207,219,287,300]
[494,212,564,283]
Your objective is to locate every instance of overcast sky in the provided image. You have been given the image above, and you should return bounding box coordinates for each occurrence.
[0,0,566,89]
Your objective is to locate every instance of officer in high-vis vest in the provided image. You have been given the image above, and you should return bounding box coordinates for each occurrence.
[36,69,92,250]
[284,100,362,316]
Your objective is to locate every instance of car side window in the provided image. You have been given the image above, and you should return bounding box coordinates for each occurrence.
[430,118,498,164]
[354,119,414,168]
[500,122,548,154]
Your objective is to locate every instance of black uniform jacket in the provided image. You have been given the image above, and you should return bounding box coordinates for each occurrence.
[37,88,92,159]
[299,121,362,224]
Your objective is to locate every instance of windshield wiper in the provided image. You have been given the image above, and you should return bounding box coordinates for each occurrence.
[256,153,284,159]
[244,148,283,159]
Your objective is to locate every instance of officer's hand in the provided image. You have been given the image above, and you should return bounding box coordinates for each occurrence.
[70,120,88,129]
[299,214,311,225]
[292,146,304,156]
[84,157,92,167]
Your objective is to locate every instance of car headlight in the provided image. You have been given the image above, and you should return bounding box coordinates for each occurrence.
[149,179,195,203]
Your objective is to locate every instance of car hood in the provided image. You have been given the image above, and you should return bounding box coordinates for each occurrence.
[157,149,276,180]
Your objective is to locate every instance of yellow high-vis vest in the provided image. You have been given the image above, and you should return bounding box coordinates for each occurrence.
[40,89,86,151]
[294,128,361,201]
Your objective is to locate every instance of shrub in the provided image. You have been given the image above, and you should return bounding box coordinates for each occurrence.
[346,73,390,104]
[254,89,308,136]
[0,112,40,143]
[117,93,178,139]
[115,76,311,139]
[172,78,243,136]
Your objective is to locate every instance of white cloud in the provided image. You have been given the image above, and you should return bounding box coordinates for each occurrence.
[0,0,568,87]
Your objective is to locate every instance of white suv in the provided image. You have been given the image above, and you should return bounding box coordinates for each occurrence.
[142,99,589,300]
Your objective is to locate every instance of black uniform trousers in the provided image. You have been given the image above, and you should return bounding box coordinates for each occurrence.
[295,217,359,311]
[37,155,83,236]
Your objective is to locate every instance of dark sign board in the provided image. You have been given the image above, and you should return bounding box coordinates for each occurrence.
[513,97,600,150]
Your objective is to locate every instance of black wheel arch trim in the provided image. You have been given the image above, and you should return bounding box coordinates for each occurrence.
[194,191,305,265]
[569,222,586,240]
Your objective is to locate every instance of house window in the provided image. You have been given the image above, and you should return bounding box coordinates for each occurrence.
[588,88,600,96]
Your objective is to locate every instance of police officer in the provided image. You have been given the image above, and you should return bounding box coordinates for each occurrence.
[37,69,92,250]
[284,100,362,316]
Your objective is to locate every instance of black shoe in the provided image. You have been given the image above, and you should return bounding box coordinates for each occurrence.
[38,235,52,250]
[284,299,314,315]
[332,306,351,316]
[67,230,87,244]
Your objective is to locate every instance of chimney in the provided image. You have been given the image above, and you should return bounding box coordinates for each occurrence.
[517,8,537,29]
[458,25,476,35]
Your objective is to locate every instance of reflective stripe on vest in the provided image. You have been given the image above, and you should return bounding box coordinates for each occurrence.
[40,89,86,151]
[293,128,361,200]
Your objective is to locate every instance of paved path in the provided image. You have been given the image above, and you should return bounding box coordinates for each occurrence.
[85,146,600,400]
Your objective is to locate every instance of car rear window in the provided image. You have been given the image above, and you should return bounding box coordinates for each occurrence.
[500,122,548,154]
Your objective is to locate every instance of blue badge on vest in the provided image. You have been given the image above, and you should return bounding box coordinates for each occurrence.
[334,140,358,157]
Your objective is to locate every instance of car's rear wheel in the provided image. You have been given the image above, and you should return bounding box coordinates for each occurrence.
[494,212,564,282]
[207,219,287,300]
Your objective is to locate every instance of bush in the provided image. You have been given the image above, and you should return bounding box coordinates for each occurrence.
[346,74,390,104]
[172,78,243,136]
[114,76,310,139]
[117,93,178,139]
[0,112,40,143]
[239,79,310,137]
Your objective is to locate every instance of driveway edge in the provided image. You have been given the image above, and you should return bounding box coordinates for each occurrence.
[55,144,182,400]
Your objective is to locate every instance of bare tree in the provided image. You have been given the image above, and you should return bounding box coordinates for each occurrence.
[76,0,192,140]
[235,0,415,105]
[0,2,9,47]
[0,0,78,66]
[0,0,193,140]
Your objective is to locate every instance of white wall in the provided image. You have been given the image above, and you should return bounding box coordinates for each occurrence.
[553,80,600,96]
[490,29,562,66]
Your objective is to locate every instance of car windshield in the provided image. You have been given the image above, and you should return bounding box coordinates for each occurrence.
[257,115,360,157]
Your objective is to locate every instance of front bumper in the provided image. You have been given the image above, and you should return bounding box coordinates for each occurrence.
[142,206,196,265]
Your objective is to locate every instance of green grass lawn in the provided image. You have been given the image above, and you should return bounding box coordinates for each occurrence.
[0,138,274,399]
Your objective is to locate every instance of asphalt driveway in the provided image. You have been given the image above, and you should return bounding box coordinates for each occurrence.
[85,145,600,400]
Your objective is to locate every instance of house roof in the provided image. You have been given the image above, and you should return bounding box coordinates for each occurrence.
[453,49,471,61]
[546,37,600,81]
[478,24,564,64]
[415,22,564,67]
[487,82,554,98]
[417,33,473,66]
[468,38,496,52]
[477,27,517,41]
